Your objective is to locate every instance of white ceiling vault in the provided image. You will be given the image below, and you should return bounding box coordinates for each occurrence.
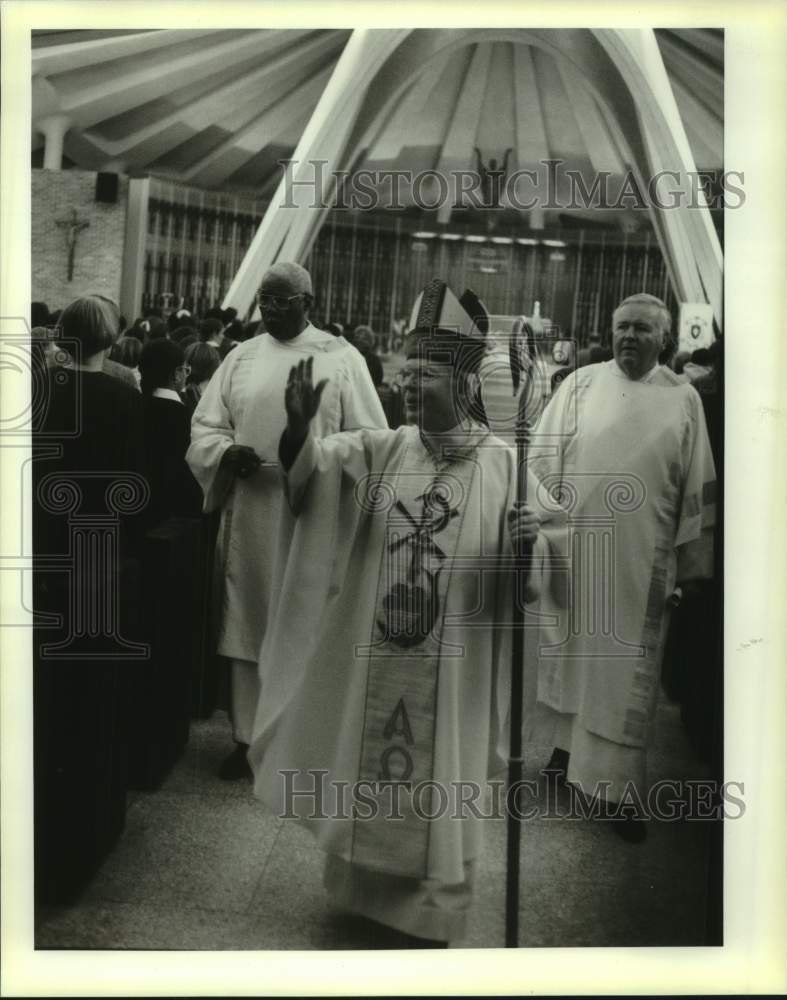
[32,27,723,220]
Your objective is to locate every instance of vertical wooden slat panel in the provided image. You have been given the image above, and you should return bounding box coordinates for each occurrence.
[570,230,584,338]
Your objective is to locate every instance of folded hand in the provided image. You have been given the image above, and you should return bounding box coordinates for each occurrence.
[220,444,261,479]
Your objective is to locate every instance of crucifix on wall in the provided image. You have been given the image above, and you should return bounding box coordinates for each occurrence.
[55,208,90,281]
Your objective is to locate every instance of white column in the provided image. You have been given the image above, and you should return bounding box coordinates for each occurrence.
[37,115,71,170]
[120,177,151,323]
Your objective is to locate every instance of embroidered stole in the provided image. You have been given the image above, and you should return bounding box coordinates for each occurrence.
[351,440,478,877]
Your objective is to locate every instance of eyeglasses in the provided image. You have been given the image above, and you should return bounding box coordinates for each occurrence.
[258,292,305,310]
[398,365,452,384]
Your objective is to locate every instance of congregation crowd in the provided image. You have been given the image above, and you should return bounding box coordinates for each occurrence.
[30,263,722,948]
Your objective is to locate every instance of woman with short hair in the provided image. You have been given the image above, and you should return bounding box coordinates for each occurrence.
[33,294,146,652]
[182,342,221,417]
[109,335,143,387]
[32,298,147,897]
[38,295,143,479]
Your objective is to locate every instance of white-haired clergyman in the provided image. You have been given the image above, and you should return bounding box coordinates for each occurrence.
[530,293,717,842]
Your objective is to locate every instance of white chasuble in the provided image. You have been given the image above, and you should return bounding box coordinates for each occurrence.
[248,424,564,893]
[530,361,716,751]
[186,326,386,664]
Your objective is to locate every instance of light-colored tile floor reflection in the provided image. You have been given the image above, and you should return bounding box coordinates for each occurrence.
[36,696,715,950]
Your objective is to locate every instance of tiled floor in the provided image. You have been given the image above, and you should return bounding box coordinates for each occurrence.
[35,696,715,950]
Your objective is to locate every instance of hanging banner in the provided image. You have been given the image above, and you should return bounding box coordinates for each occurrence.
[678,302,715,353]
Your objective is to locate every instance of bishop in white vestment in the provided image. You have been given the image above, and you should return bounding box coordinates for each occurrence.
[248,281,566,944]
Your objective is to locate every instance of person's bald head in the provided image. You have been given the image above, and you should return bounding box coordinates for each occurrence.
[261,262,312,296]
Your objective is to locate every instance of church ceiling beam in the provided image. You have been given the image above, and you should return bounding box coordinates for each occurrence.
[405,50,470,155]
[81,30,336,157]
[339,29,488,166]
[434,42,494,223]
[61,128,121,172]
[32,75,65,131]
[670,80,723,167]
[475,42,516,154]
[655,34,724,115]
[184,65,335,187]
[129,85,329,184]
[43,30,280,130]
[365,50,454,161]
[435,43,492,163]
[532,48,589,162]
[31,28,212,77]
[33,28,152,48]
[87,32,344,174]
[508,43,551,224]
[511,44,550,166]
[556,59,622,175]
[115,124,232,176]
[660,28,723,68]
[225,108,314,190]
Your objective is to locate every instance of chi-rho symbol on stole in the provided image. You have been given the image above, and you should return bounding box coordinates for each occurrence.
[352,445,478,878]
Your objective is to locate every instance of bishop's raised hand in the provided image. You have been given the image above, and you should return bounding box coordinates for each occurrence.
[284,356,329,442]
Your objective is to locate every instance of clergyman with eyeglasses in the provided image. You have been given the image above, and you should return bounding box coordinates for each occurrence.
[186,262,387,780]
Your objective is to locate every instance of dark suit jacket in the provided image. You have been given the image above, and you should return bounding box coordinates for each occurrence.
[33,368,146,562]
[140,395,203,526]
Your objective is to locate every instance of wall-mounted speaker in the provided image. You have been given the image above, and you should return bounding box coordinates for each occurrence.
[95,172,119,204]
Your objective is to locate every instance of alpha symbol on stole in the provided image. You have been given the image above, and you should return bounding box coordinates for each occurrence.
[383,698,414,745]
[378,699,415,782]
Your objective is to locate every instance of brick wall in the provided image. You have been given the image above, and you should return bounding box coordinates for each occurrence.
[31,168,129,314]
